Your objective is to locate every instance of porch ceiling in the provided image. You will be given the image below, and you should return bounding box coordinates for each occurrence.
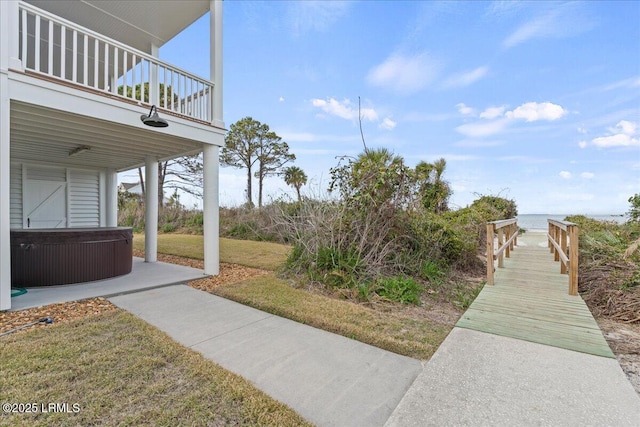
[10,101,203,171]
[24,0,211,53]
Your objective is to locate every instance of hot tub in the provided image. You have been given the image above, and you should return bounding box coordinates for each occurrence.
[10,227,133,286]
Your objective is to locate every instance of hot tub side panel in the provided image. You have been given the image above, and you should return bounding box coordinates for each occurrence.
[10,228,133,287]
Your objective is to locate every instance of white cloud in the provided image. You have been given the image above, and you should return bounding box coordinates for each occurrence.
[577,126,587,134]
[502,3,594,48]
[559,171,572,179]
[480,106,506,119]
[456,119,509,138]
[442,66,489,88]
[506,102,567,122]
[612,120,637,136]
[456,103,475,116]
[599,77,640,92]
[454,101,566,139]
[578,141,587,149]
[592,134,640,148]
[366,52,441,94]
[580,172,595,179]
[289,1,349,35]
[311,97,378,122]
[279,96,285,102]
[379,117,397,131]
[591,120,640,148]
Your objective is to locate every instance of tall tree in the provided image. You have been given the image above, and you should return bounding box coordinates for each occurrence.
[255,134,295,208]
[222,117,293,208]
[221,117,264,207]
[283,166,308,202]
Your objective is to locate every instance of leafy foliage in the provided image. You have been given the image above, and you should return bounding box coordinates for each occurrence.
[283,166,308,202]
[628,193,640,223]
[222,117,294,208]
[565,214,640,322]
[275,149,502,305]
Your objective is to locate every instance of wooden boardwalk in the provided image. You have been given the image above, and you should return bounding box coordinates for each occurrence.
[456,232,614,358]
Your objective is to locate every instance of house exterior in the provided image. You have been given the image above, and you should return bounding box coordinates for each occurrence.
[0,0,224,310]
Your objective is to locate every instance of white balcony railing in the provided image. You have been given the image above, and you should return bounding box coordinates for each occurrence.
[18,2,214,123]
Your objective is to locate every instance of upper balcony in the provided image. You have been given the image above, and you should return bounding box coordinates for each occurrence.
[15,1,217,126]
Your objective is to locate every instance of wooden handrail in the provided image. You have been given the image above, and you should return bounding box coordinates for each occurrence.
[547,220,579,295]
[486,218,519,285]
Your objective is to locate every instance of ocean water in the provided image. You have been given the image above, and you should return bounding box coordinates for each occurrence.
[517,214,628,231]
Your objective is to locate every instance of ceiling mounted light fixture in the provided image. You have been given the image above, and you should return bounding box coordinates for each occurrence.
[140,105,169,128]
[69,145,91,157]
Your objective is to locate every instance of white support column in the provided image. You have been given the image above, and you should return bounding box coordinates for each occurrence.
[105,168,118,227]
[203,144,219,275]
[0,2,12,310]
[7,1,21,71]
[144,157,158,263]
[210,0,224,128]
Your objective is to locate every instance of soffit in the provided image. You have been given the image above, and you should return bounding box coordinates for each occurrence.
[24,0,210,53]
[10,101,203,171]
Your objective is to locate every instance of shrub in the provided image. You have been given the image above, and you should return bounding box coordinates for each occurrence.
[374,276,423,305]
[565,214,640,322]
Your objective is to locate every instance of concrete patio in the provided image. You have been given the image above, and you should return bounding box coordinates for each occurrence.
[9,257,206,310]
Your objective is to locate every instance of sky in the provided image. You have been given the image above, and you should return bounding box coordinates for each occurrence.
[157,0,640,215]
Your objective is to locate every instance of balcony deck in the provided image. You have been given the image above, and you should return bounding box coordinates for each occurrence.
[17,1,214,125]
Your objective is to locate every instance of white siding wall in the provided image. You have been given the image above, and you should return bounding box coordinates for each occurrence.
[9,163,22,228]
[27,165,66,181]
[68,169,100,227]
[11,164,102,229]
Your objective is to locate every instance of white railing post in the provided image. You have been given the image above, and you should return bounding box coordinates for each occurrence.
[17,2,216,123]
[149,44,159,106]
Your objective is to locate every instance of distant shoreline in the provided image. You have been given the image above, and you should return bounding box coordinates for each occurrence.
[517,213,628,231]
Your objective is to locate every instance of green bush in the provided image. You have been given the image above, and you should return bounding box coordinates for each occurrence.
[471,195,518,220]
[374,276,423,305]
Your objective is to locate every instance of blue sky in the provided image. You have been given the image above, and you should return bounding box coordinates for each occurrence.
[160,1,640,214]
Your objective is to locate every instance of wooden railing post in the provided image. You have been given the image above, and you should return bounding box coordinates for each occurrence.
[569,225,579,296]
[505,226,511,258]
[487,223,495,285]
[548,222,553,252]
[497,227,504,268]
[560,228,567,274]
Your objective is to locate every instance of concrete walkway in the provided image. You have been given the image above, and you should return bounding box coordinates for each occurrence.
[10,257,205,311]
[110,283,640,426]
[109,285,422,427]
[385,327,640,426]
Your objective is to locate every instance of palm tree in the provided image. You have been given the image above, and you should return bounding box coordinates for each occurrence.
[415,157,451,213]
[283,166,307,202]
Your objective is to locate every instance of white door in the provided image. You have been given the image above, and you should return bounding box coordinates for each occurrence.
[24,180,67,228]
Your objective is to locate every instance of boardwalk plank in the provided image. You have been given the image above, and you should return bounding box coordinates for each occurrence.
[456,232,614,358]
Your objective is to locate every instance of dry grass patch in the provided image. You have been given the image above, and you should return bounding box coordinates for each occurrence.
[133,234,290,270]
[0,310,311,427]
[211,274,451,360]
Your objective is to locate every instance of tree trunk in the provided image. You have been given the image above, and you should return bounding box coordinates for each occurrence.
[158,161,167,208]
[296,186,301,203]
[138,168,145,196]
[246,167,253,207]
[258,165,264,208]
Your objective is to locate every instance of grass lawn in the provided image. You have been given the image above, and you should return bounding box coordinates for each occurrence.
[212,274,450,360]
[0,311,310,427]
[133,234,289,270]
[135,233,455,360]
